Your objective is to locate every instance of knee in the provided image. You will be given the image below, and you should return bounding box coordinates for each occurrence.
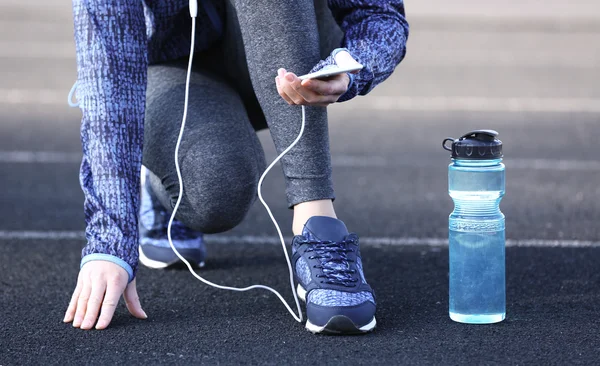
[175,151,260,234]
[183,187,254,234]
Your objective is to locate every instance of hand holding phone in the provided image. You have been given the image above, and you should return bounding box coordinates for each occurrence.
[276,50,363,106]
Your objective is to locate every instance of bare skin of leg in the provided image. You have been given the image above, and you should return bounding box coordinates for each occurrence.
[292,199,337,235]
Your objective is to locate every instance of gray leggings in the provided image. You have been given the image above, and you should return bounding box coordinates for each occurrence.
[143,0,342,233]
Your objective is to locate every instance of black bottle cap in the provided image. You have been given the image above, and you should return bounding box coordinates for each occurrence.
[442,130,503,159]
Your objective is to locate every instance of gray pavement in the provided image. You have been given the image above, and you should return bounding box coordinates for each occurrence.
[1,1,599,365]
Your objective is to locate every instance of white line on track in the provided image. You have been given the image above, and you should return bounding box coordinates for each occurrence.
[2,89,600,113]
[0,230,84,240]
[348,96,600,113]
[0,151,80,163]
[509,159,600,171]
[1,151,599,172]
[0,89,68,105]
[0,230,597,248]
[0,42,74,59]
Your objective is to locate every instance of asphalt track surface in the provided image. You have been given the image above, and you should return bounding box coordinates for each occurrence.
[1,1,600,365]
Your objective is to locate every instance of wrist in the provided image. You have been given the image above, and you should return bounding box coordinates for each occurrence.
[338,72,357,102]
[81,253,134,283]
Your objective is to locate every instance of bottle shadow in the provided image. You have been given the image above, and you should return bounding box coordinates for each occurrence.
[367,246,600,336]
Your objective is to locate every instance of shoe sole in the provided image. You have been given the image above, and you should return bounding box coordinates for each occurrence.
[297,284,376,335]
[138,244,205,269]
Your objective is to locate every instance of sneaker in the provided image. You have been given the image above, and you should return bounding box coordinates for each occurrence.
[292,216,376,334]
[138,168,206,269]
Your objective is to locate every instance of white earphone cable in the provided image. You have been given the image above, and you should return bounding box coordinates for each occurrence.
[165,16,303,323]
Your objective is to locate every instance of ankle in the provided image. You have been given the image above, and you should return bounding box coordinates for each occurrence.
[292,200,337,235]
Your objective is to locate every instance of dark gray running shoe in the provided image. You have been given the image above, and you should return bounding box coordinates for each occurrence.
[292,216,376,334]
[138,169,205,269]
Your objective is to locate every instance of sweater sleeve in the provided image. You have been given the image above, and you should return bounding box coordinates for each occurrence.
[72,0,147,280]
[313,0,409,102]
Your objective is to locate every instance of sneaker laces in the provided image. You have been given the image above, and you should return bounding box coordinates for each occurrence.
[300,236,359,287]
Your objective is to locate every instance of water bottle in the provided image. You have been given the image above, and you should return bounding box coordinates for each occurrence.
[442,130,505,324]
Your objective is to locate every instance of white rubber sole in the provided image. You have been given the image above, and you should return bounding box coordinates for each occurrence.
[306,316,377,334]
[297,284,377,334]
[138,244,205,269]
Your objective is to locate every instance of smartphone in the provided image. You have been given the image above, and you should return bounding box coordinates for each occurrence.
[298,64,363,81]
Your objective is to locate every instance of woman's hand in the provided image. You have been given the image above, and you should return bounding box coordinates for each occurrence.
[276,68,350,107]
[63,260,147,330]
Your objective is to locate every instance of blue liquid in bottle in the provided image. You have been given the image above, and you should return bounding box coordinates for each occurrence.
[444,131,506,324]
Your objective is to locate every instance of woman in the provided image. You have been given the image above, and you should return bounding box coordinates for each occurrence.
[63,0,408,334]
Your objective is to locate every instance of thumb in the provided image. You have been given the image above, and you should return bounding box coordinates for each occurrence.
[333,50,361,73]
[123,279,148,319]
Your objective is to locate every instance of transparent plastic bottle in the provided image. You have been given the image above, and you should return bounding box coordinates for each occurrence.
[442,130,506,324]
